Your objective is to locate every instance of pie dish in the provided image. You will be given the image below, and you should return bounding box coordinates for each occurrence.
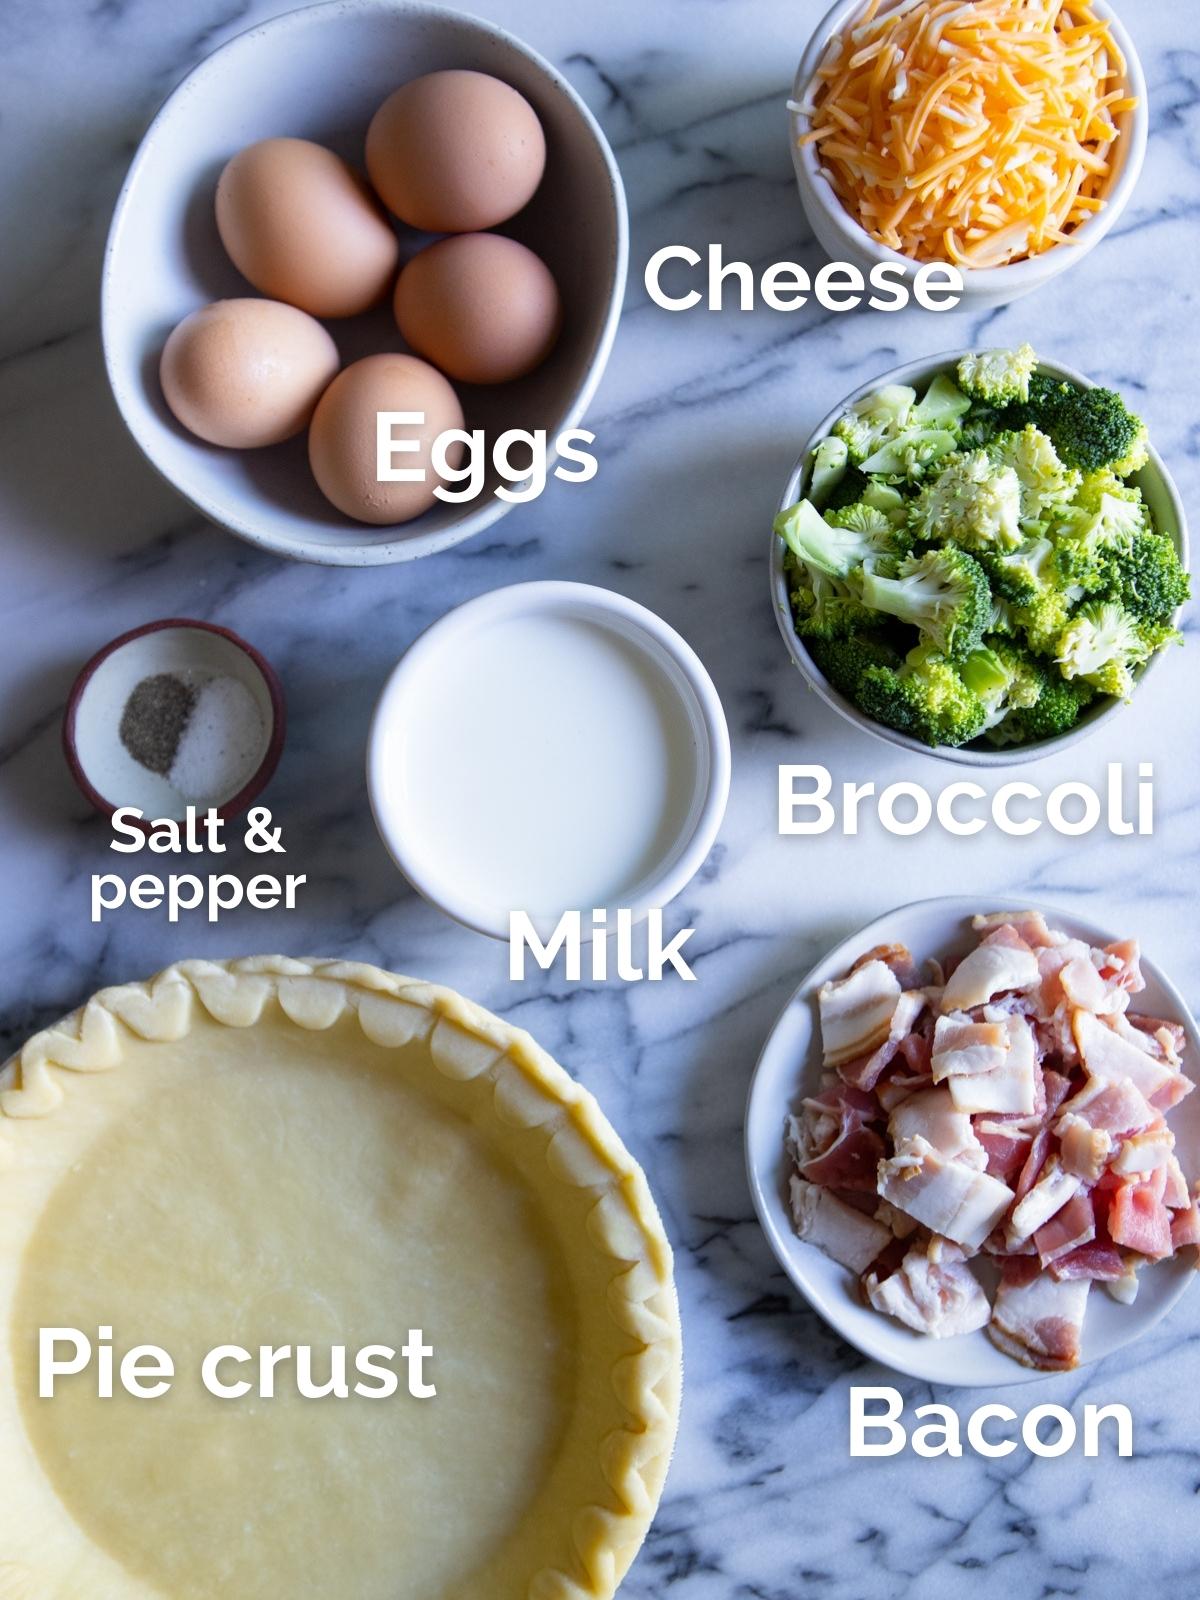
[0,957,681,1599]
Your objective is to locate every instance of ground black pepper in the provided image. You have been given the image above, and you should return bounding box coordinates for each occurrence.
[118,673,197,775]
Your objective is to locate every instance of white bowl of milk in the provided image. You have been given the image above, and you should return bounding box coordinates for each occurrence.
[368,582,731,941]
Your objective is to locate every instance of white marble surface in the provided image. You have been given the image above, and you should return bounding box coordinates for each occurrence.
[2,0,1199,1593]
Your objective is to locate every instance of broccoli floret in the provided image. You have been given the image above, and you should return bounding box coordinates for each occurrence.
[821,499,914,564]
[987,592,1018,637]
[862,480,909,526]
[1010,377,1149,477]
[908,451,1023,553]
[792,571,877,641]
[860,427,960,483]
[805,633,902,699]
[1052,472,1150,593]
[808,436,850,507]
[1103,529,1191,624]
[857,644,988,748]
[978,537,1056,606]
[774,497,888,580]
[824,465,869,512]
[912,372,972,428]
[832,383,917,465]
[1011,588,1075,657]
[959,401,1005,453]
[957,344,1038,406]
[986,675,1096,746]
[825,503,893,539]
[850,372,969,483]
[860,546,990,661]
[1056,600,1150,700]
[1134,618,1184,657]
[987,426,1080,530]
[961,640,1046,731]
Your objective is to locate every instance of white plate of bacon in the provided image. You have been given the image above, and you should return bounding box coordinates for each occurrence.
[746,896,1200,1386]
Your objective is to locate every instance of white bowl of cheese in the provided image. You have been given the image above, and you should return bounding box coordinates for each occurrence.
[789,0,1148,312]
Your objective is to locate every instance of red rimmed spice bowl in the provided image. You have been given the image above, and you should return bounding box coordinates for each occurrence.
[63,619,286,824]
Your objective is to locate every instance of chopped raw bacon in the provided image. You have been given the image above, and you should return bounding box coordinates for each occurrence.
[833,991,927,1091]
[940,938,1039,1015]
[989,1272,1089,1372]
[1048,1241,1125,1283]
[839,1037,901,1094]
[1042,1070,1073,1120]
[1170,1198,1200,1252]
[1111,1122,1175,1178]
[998,1254,1042,1288]
[1058,1115,1112,1183]
[865,1236,991,1338]
[1109,1177,1173,1260]
[931,1014,1009,1080]
[875,1067,933,1114]
[1014,1127,1053,1202]
[787,1085,885,1194]
[852,942,923,992]
[1128,1014,1187,1061]
[877,1136,1013,1249]
[789,911,1195,1369]
[1009,1158,1081,1245]
[1035,1192,1095,1268]
[976,1120,1033,1183]
[1056,1074,1156,1137]
[1150,1074,1195,1114]
[789,1177,893,1274]
[1059,956,1110,1015]
[1163,1156,1190,1210]
[890,1087,986,1171]
[818,960,902,1069]
[1073,1010,1177,1103]
[973,911,1055,949]
[946,1015,1037,1116]
[1101,940,1144,994]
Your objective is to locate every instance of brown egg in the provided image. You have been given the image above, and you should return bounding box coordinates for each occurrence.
[160,298,339,448]
[365,70,546,233]
[308,353,465,524]
[216,137,399,318]
[394,234,562,385]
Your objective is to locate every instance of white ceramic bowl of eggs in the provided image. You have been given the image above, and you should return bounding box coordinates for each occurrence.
[102,0,628,565]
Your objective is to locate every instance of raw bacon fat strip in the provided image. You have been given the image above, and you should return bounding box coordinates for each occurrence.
[840,990,928,1093]
[972,910,1057,949]
[1073,1009,1180,1104]
[946,1015,1037,1117]
[878,1136,1012,1250]
[939,935,1039,1015]
[818,959,901,1068]
[989,1270,1090,1372]
[790,1177,893,1274]
[1057,1115,1112,1183]
[800,0,1134,270]
[890,1087,985,1171]
[931,1014,1008,1080]
[865,1236,990,1339]
[1008,1157,1080,1246]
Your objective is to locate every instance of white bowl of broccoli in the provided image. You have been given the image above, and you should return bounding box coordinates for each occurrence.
[770,345,1190,765]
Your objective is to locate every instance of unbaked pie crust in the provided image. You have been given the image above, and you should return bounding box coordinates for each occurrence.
[0,958,681,1600]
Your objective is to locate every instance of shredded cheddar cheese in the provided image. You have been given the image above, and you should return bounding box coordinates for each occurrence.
[800,0,1136,268]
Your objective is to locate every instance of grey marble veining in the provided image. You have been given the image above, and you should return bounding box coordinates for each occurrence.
[2,0,1199,1594]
